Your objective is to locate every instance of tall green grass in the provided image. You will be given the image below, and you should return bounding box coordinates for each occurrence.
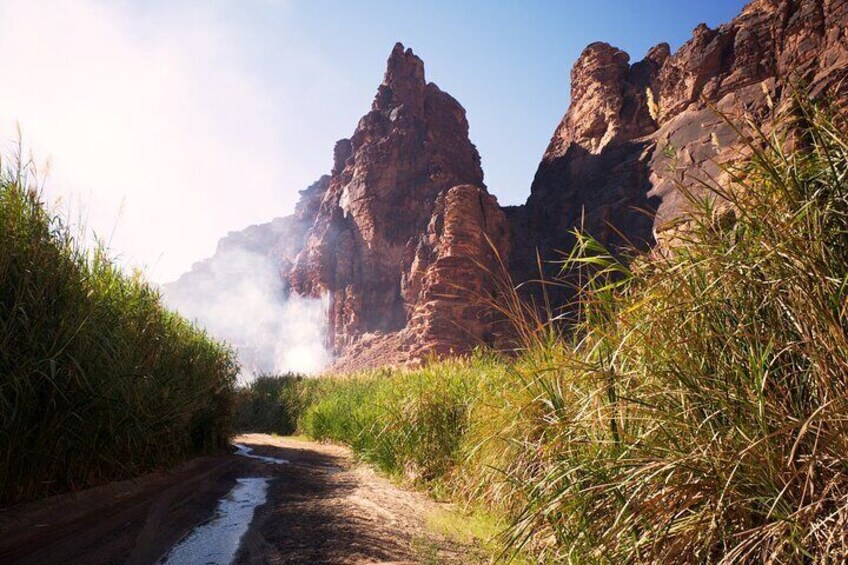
[0,154,238,505]
[286,97,848,562]
[485,97,848,563]
[302,358,502,486]
[234,373,319,435]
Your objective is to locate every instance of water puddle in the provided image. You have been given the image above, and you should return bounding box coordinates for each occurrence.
[233,443,289,464]
[159,477,270,565]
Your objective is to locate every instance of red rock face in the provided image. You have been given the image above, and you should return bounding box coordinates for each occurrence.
[646,0,848,230]
[288,43,509,368]
[401,184,510,357]
[513,0,848,293]
[172,0,848,372]
[288,0,847,369]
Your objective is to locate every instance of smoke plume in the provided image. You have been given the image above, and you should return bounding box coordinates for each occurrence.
[161,230,331,382]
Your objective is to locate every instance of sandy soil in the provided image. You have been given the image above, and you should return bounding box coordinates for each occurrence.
[0,434,478,564]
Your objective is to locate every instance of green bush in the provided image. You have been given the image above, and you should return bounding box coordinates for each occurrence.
[0,156,238,505]
[300,358,501,485]
[234,373,318,435]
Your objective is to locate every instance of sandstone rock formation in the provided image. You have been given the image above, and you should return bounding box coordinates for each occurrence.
[169,0,848,372]
[518,0,848,281]
[286,43,510,369]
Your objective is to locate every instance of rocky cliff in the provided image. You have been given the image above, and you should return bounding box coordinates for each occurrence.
[519,0,848,277]
[168,0,848,372]
[286,43,510,370]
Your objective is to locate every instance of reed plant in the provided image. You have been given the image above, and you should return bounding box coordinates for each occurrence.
[301,358,498,485]
[471,95,848,562]
[0,154,238,505]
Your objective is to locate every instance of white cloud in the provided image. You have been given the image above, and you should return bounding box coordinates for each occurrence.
[0,0,305,282]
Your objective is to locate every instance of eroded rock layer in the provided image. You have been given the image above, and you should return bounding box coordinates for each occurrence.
[518,0,848,280]
[170,0,848,371]
[286,43,510,369]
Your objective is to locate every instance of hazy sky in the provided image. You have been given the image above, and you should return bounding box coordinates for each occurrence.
[0,0,747,283]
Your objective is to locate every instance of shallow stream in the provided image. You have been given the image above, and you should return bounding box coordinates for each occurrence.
[159,477,270,565]
[159,443,289,564]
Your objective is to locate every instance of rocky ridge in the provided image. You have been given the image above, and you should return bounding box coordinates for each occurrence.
[286,43,510,369]
[522,0,848,268]
[168,0,848,371]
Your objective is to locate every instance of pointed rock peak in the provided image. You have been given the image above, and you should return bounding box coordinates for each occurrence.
[385,42,425,86]
[579,42,631,66]
[631,42,670,83]
[572,43,632,92]
[571,42,631,98]
[692,22,717,42]
[373,42,426,112]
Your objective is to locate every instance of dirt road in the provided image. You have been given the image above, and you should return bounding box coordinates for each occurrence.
[0,434,479,564]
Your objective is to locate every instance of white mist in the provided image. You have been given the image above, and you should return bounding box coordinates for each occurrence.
[162,243,332,383]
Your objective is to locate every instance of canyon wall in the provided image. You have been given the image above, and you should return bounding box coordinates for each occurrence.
[168,0,848,372]
[516,0,847,281]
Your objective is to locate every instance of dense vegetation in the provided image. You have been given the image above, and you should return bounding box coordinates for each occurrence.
[0,156,238,505]
[233,374,318,435]
[239,98,848,563]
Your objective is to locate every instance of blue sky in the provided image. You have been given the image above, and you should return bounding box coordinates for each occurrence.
[0,0,747,281]
[265,0,748,202]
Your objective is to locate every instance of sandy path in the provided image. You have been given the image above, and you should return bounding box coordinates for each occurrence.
[232,434,473,564]
[0,434,477,564]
